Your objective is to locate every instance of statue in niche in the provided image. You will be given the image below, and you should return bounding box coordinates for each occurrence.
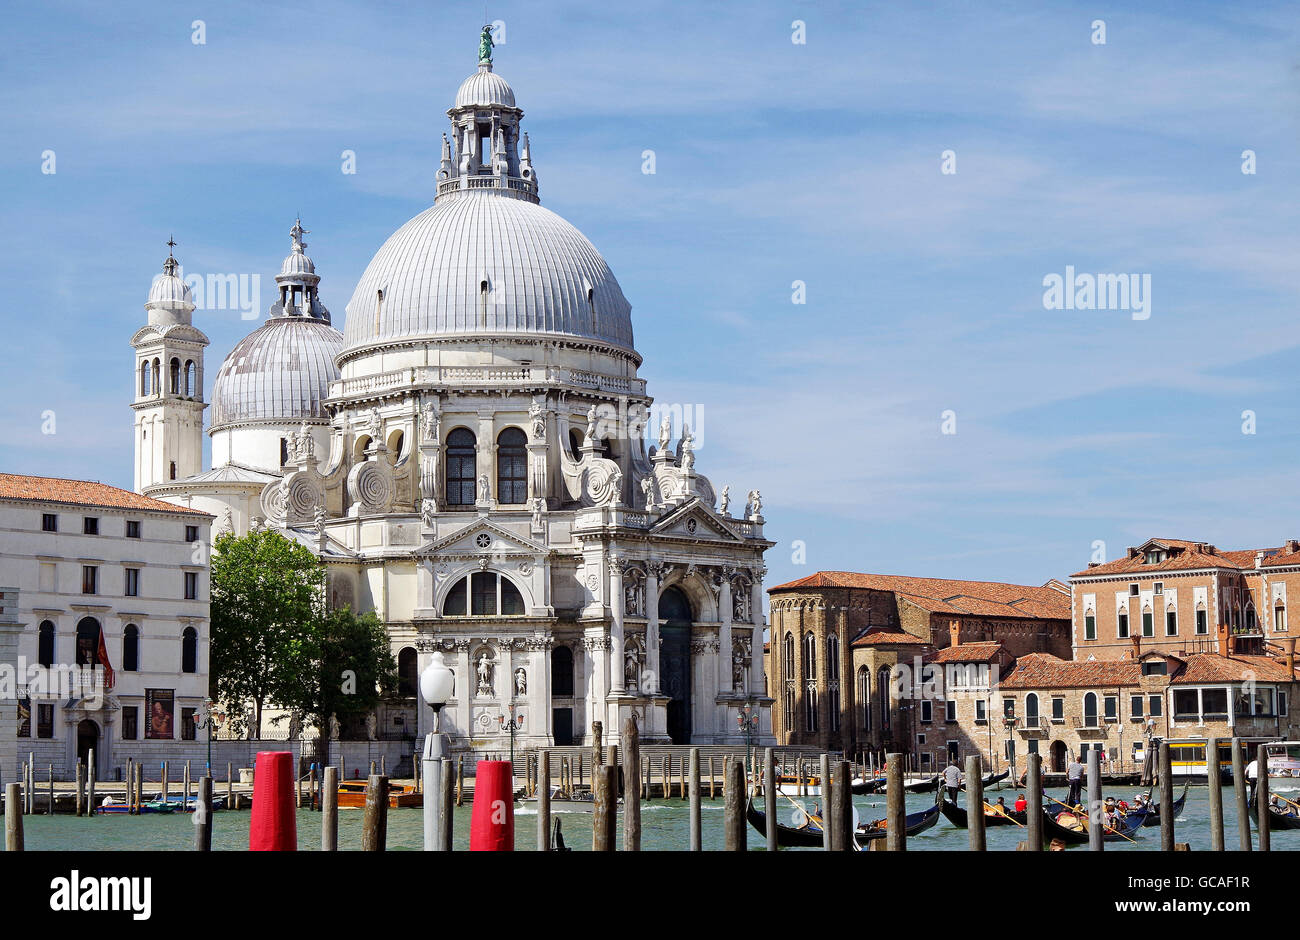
[421,498,437,528]
[531,497,544,529]
[625,649,639,687]
[476,653,494,697]
[477,473,491,504]
[625,578,644,617]
[514,667,527,697]
[529,400,545,440]
[421,401,440,443]
[733,653,746,692]
[734,589,751,622]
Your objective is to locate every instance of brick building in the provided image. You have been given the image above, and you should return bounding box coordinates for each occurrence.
[765,571,1071,752]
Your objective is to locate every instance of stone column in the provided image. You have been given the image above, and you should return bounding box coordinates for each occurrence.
[585,630,609,739]
[609,559,626,694]
[532,640,551,744]
[455,640,472,740]
[414,559,437,619]
[750,569,766,696]
[645,562,662,694]
[718,570,734,741]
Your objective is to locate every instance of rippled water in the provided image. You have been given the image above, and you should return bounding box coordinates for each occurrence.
[2,786,1291,851]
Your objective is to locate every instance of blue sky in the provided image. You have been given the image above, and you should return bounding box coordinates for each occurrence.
[2,1,1299,594]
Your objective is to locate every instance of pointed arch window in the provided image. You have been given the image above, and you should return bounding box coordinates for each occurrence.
[858,666,871,730]
[445,428,477,507]
[826,633,840,733]
[496,427,527,504]
[878,665,892,730]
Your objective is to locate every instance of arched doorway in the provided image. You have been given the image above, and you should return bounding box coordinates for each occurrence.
[77,719,99,772]
[659,586,693,744]
[1050,740,1067,773]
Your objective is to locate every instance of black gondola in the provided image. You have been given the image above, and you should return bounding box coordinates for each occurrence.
[879,774,939,794]
[745,792,942,848]
[1249,793,1300,830]
[1040,805,1148,845]
[939,795,1028,828]
[1140,784,1188,827]
[851,776,886,795]
[961,770,1009,791]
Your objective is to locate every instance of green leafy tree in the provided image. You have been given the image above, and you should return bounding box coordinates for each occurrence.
[209,528,325,738]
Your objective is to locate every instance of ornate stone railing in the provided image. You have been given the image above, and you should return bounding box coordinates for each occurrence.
[329,365,645,399]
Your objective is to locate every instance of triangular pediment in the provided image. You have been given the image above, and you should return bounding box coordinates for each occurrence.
[650,498,745,543]
[415,517,548,558]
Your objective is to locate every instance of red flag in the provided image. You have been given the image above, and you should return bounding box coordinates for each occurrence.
[96,629,114,691]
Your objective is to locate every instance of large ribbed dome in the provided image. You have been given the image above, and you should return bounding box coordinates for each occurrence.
[341,193,634,351]
[211,317,343,428]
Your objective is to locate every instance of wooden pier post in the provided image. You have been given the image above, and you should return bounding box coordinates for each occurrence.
[1025,752,1043,851]
[27,753,34,814]
[369,760,377,777]
[1232,737,1251,851]
[5,783,22,851]
[680,754,687,800]
[438,758,454,852]
[1159,740,1175,852]
[76,761,85,817]
[380,755,386,777]
[886,751,906,851]
[820,754,832,851]
[340,755,346,783]
[622,719,640,852]
[661,755,669,800]
[833,760,853,852]
[538,751,551,852]
[135,761,143,814]
[1257,744,1271,852]
[161,760,168,807]
[592,764,617,851]
[226,763,233,814]
[361,774,388,851]
[296,762,302,808]
[966,754,985,852]
[689,748,702,852]
[87,749,96,818]
[1207,737,1224,851]
[592,720,603,768]
[764,748,778,852]
[194,776,213,851]
[709,757,716,799]
[456,754,464,806]
[724,758,746,851]
[47,764,53,816]
[184,760,192,812]
[1086,748,1103,852]
[321,766,338,851]
[797,757,805,797]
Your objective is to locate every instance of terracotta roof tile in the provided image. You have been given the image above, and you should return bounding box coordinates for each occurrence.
[770,571,1069,621]
[851,628,930,648]
[1070,538,1286,578]
[1172,653,1298,684]
[927,642,1002,664]
[0,473,209,516]
[999,653,1142,689]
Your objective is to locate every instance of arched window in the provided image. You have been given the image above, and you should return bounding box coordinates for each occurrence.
[1275,603,1288,632]
[568,429,584,460]
[123,625,139,672]
[496,427,527,504]
[75,617,101,667]
[802,632,817,732]
[169,358,180,394]
[878,665,892,730]
[802,632,816,680]
[397,647,417,697]
[388,430,405,463]
[445,428,477,507]
[140,362,151,397]
[442,572,525,617]
[826,633,840,733]
[858,666,871,730]
[38,620,54,668]
[1025,692,1039,728]
[782,632,795,677]
[552,646,575,697]
[184,360,196,397]
[181,627,198,674]
[1083,692,1098,727]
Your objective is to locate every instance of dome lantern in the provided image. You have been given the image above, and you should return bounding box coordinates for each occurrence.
[273,217,330,323]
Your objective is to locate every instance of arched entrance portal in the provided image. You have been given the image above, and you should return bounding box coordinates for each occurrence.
[77,719,99,773]
[659,586,693,744]
[1050,740,1067,774]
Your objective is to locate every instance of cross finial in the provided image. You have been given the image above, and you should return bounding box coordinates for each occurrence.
[166,235,177,256]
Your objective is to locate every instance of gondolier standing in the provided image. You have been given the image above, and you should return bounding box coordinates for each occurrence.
[942,759,963,803]
[1066,754,1086,807]
[1246,754,1259,806]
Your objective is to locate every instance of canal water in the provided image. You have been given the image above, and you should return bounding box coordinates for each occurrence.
[2,786,1292,850]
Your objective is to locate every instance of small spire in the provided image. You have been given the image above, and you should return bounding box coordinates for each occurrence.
[163,235,178,276]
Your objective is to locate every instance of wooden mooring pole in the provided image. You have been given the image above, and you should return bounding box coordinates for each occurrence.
[321,766,338,851]
[1159,740,1175,852]
[689,748,702,851]
[1232,737,1251,851]
[724,758,745,850]
[1025,752,1042,851]
[1087,749,1103,852]
[1206,737,1224,851]
[361,774,388,851]
[5,783,22,851]
[763,748,777,852]
[1257,744,1271,852]
[886,751,906,851]
[86,749,96,818]
[538,751,551,852]
[820,754,832,851]
[966,754,985,852]
[592,764,617,851]
[194,776,213,852]
[622,719,640,852]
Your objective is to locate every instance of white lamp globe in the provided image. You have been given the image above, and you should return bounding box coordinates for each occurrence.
[420,651,456,707]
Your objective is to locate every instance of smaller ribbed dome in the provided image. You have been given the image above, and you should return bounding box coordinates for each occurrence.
[454,64,515,108]
[281,250,316,277]
[147,255,193,308]
[210,318,343,428]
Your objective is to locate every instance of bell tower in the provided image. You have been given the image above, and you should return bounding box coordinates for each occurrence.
[131,240,209,493]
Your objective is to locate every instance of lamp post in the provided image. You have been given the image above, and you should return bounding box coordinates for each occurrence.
[738,700,759,779]
[195,698,224,775]
[498,703,525,768]
[420,651,455,851]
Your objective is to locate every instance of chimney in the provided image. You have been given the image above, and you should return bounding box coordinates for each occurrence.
[1288,539,1300,555]
[1131,635,1141,660]
[948,619,960,648]
[1288,638,1296,676]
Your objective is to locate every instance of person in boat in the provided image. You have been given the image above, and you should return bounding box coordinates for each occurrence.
[1245,756,1259,806]
[992,797,1010,816]
[942,759,963,804]
[1066,755,1085,807]
[1014,793,1027,813]
[1132,792,1149,810]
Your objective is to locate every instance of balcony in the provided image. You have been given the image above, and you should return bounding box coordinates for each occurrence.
[1072,717,1108,737]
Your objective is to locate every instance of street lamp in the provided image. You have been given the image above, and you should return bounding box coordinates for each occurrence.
[498,703,525,768]
[738,701,759,779]
[195,698,225,775]
[420,651,456,852]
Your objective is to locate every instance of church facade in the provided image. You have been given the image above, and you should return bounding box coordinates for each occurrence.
[138,39,774,752]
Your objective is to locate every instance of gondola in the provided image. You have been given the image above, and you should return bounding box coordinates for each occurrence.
[1248,793,1300,830]
[744,792,942,848]
[851,776,886,795]
[879,774,940,794]
[1040,805,1148,845]
[1139,785,1188,827]
[961,770,1009,791]
[939,795,1028,828]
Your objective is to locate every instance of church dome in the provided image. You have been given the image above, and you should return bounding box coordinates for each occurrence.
[454,63,515,108]
[210,317,343,428]
[341,194,634,351]
[147,254,193,309]
[280,249,316,277]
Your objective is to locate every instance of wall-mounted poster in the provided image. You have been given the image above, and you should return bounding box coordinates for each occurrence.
[145,688,174,739]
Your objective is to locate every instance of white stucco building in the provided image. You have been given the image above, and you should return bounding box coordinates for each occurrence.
[143,38,774,753]
[0,474,211,781]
